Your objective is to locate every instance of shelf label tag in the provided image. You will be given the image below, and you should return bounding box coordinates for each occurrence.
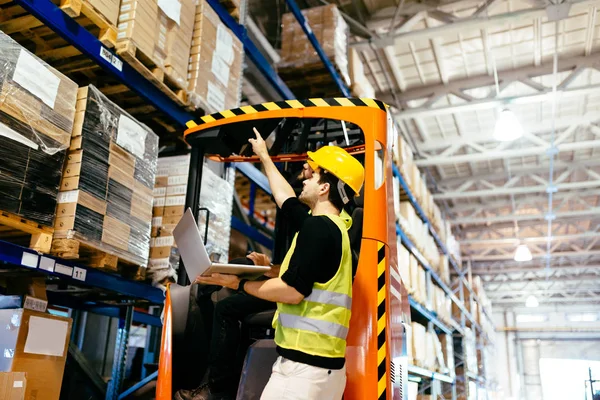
[39,256,55,272]
[73,267,87,282]
[100,46,112,63]
[21,252,38,269]
[111,55,123,71]
[55,263,73,277]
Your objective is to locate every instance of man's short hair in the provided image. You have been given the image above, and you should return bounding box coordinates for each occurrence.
[318,170,356,211]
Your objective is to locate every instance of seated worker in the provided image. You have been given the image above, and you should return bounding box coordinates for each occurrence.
[174,252,278,400]
[194,128,365,400]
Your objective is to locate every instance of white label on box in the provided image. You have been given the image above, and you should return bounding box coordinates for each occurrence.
[165,195,185,206]
[153,187,167,197]
[120,3,132,11]
[39,256,55,272]
[154,236,174,247]
[153,197,166,207]
[170,166,188,176]
[157,166,169,177]
[0,122,39,150]
[158,0,181,25]
[150,238,155,247]
[216,24,234,64]
[150,258,170,269]
[24,296,48,313]
[13,381,23,388]
[73,267,87,282]
[167,185,187,196]
[21,252,38,269]
[24,316,68,357]
[13,49,60,109]
[55,263,73,277]
[117,115,147,159]
[206,81,225,112]
[168,175,188,186]
[119,12,130,21]
[211,56,231,87]
[100,46,112,63]
[57,190,79,204]
[152,217,163,226]
[117,32,127,40]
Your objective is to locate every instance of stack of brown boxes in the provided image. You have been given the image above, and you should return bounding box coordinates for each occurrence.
[53,85,158,269]
[0,309,72,400]
[188,0,243,112]
[117,0,195,88]
[149,155,190,285]
[87,0,120,25]
[0,32,77,227]
[348,48,375,98]
[279,4,350,86]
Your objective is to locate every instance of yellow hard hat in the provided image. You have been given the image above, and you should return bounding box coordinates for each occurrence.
[306,146,365,195]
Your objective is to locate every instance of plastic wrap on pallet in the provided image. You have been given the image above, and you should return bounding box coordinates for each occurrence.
[187,0,243,112]
[279,4,350,85]
[117,0,195,88]
[0,31,77,226]
[54,85,158,267]
[198,166,235,263]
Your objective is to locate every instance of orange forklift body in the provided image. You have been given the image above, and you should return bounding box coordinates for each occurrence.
[156,99,410,400]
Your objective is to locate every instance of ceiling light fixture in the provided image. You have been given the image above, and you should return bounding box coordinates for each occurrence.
[514,244,533,262]
[525,295,539,308]
[494,109,524,141]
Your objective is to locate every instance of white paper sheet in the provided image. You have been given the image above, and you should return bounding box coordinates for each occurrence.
[0,122,39,150]
[158,0,181,25]
[211,56,231,87]
[13,50,60,109]
[216,24,234,65]
[24,316,68,357]
[117,115,147,159]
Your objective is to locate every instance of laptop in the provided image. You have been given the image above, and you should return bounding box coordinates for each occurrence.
[173,208,271,280]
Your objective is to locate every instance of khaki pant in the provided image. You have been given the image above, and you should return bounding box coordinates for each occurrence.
[260,356,346,400]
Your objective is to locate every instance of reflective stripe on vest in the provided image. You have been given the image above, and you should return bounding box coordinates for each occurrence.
[278,312,349,340]
[304,288,352,310]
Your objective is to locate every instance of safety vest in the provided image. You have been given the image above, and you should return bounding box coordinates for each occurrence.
[273,212,353,359]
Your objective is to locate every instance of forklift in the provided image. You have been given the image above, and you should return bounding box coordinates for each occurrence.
[155,98,411,400]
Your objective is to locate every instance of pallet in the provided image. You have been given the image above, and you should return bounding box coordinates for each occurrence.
[0,211,54,253]
[51,237,144,280]
[0,0,116,48]
[58,0,117,48]
[278,60,350,99]
[115,40,189,108]
[218,0,240,20]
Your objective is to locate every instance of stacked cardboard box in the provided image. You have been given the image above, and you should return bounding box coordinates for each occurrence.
[411,322,427,367]
[399,201,440,268]
[463,328,478,374]
[432,285,452,324]
[149,155,190,285]
[279,4,350,85]
[87,0,120,25]
[149,158,235,286]
[54,85,158,267]
[348,48,375,98]
[437,255,451,285]
[0,309,72,400]
[0,32,77,226]
[117,0,195,87]
[188,0,243,112]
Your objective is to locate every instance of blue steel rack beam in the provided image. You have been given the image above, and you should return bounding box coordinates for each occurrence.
[206,0,294,100]
[284,0,351,97]
[14,0,192,127]
[409,295,453,335]
[0,240,164,304]
[392,164,495,328]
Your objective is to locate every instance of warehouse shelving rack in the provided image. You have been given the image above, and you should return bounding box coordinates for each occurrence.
[0,0,493,398]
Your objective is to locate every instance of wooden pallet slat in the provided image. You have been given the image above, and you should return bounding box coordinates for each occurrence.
[115,40,189,108]
[0,211,54,253]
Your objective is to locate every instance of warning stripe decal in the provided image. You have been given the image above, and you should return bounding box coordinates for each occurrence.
[377,241,387,400]
[187,98,388,128]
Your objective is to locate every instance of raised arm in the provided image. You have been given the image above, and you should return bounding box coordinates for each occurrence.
[248,127,296,208]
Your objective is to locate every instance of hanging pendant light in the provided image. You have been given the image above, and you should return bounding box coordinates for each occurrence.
[525,295,539,308]
[494,109,524,141]
[514,244,533,262]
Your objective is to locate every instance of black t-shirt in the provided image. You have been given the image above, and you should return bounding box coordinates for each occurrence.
[277,197,346,370]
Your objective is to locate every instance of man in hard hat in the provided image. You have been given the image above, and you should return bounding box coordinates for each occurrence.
[195,127,365,400]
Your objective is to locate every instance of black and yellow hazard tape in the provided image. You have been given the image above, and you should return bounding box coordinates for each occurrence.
[185,98,388,128]
[377,241,387,400]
